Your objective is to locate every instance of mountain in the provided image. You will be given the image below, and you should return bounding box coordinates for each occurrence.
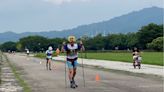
[64,6,163,37]
[0,7,163,43]
[0,31,19,43]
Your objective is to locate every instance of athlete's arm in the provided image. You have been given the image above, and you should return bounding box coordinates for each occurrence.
[61,42,67,53]
[45,50,48,54]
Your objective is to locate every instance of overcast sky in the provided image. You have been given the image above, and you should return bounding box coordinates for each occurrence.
[0,0,163,33]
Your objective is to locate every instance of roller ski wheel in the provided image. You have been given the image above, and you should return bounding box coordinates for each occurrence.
[75,84,78,87]
[70,83,76,89]
[73,81,78,88]
[70,82,78,89]
[73,83,78,88]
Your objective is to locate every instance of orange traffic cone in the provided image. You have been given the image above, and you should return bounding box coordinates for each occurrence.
[95,74,100,81]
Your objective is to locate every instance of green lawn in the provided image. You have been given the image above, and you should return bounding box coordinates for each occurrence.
[35,52,163,66]
[34,53,46,59]
[81,52,163,66]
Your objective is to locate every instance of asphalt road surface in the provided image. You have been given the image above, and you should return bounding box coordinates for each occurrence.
[6,53,163,92]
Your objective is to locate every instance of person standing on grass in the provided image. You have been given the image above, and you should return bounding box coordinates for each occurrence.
[62,36,85,88]
[46,46,53,70]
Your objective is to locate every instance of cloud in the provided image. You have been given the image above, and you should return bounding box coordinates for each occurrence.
[43,0,90,5]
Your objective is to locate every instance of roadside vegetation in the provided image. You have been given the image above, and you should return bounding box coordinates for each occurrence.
[35,51,163,66]
[4,54,31,92]
[0,23,163,66]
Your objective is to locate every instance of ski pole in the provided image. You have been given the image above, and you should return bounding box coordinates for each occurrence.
[81,52,86,87]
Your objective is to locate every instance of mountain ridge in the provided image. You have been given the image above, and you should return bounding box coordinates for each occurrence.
[0,6,163,43]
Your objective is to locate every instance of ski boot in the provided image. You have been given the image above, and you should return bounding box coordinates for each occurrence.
[70,81,76,89]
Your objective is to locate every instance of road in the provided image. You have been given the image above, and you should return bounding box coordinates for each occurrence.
[6,53,163,92]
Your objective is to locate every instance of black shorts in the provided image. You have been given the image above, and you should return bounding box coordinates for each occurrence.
[46,58,52,61]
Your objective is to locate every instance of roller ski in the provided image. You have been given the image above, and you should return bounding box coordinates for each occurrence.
[70,81,78,89]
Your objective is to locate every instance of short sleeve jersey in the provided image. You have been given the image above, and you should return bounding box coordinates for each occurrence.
[46,50,53,59]
[64,43,81,60]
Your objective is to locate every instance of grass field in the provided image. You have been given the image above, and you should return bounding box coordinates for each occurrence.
[81,52,163,66]
[35,52,163,66]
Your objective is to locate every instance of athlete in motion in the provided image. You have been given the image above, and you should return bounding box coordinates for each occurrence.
[62,36,85,89]
[46,46,53,70]
[132,47,142,69]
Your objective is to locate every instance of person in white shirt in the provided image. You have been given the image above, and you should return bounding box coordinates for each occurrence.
[62,36,85,88]
[26,49,30,56]
[46,46,53,70]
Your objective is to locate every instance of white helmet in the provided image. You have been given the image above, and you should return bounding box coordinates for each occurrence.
[48,46,53,51]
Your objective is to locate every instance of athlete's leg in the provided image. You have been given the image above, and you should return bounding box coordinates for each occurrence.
[69,68,74,82]
[72,61,78,87]
[72,68,76,81]
[67,61,73,81]
[67,61,76,88]
[46,58,48,70]
[69,68,76,88]
[72,61,78,80]
[49,59,52,70]
[133,56,136,69]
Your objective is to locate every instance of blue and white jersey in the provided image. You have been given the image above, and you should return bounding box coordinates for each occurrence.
[64,43,81,60]
[46,50,53,59]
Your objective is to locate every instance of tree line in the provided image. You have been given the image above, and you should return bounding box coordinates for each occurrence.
[0,23,163,52]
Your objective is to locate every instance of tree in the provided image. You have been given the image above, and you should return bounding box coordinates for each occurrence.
[126,32,138,49]
[0,41,16,52]
[106,34,128,50]
[19,36,49,52]
[85,34,105,50]
[147,37,163,51]
[137,23,163,49]
[16,42,22,52]
[47,38,66,50]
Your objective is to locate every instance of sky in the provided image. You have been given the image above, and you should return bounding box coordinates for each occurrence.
[0,0,163,33]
